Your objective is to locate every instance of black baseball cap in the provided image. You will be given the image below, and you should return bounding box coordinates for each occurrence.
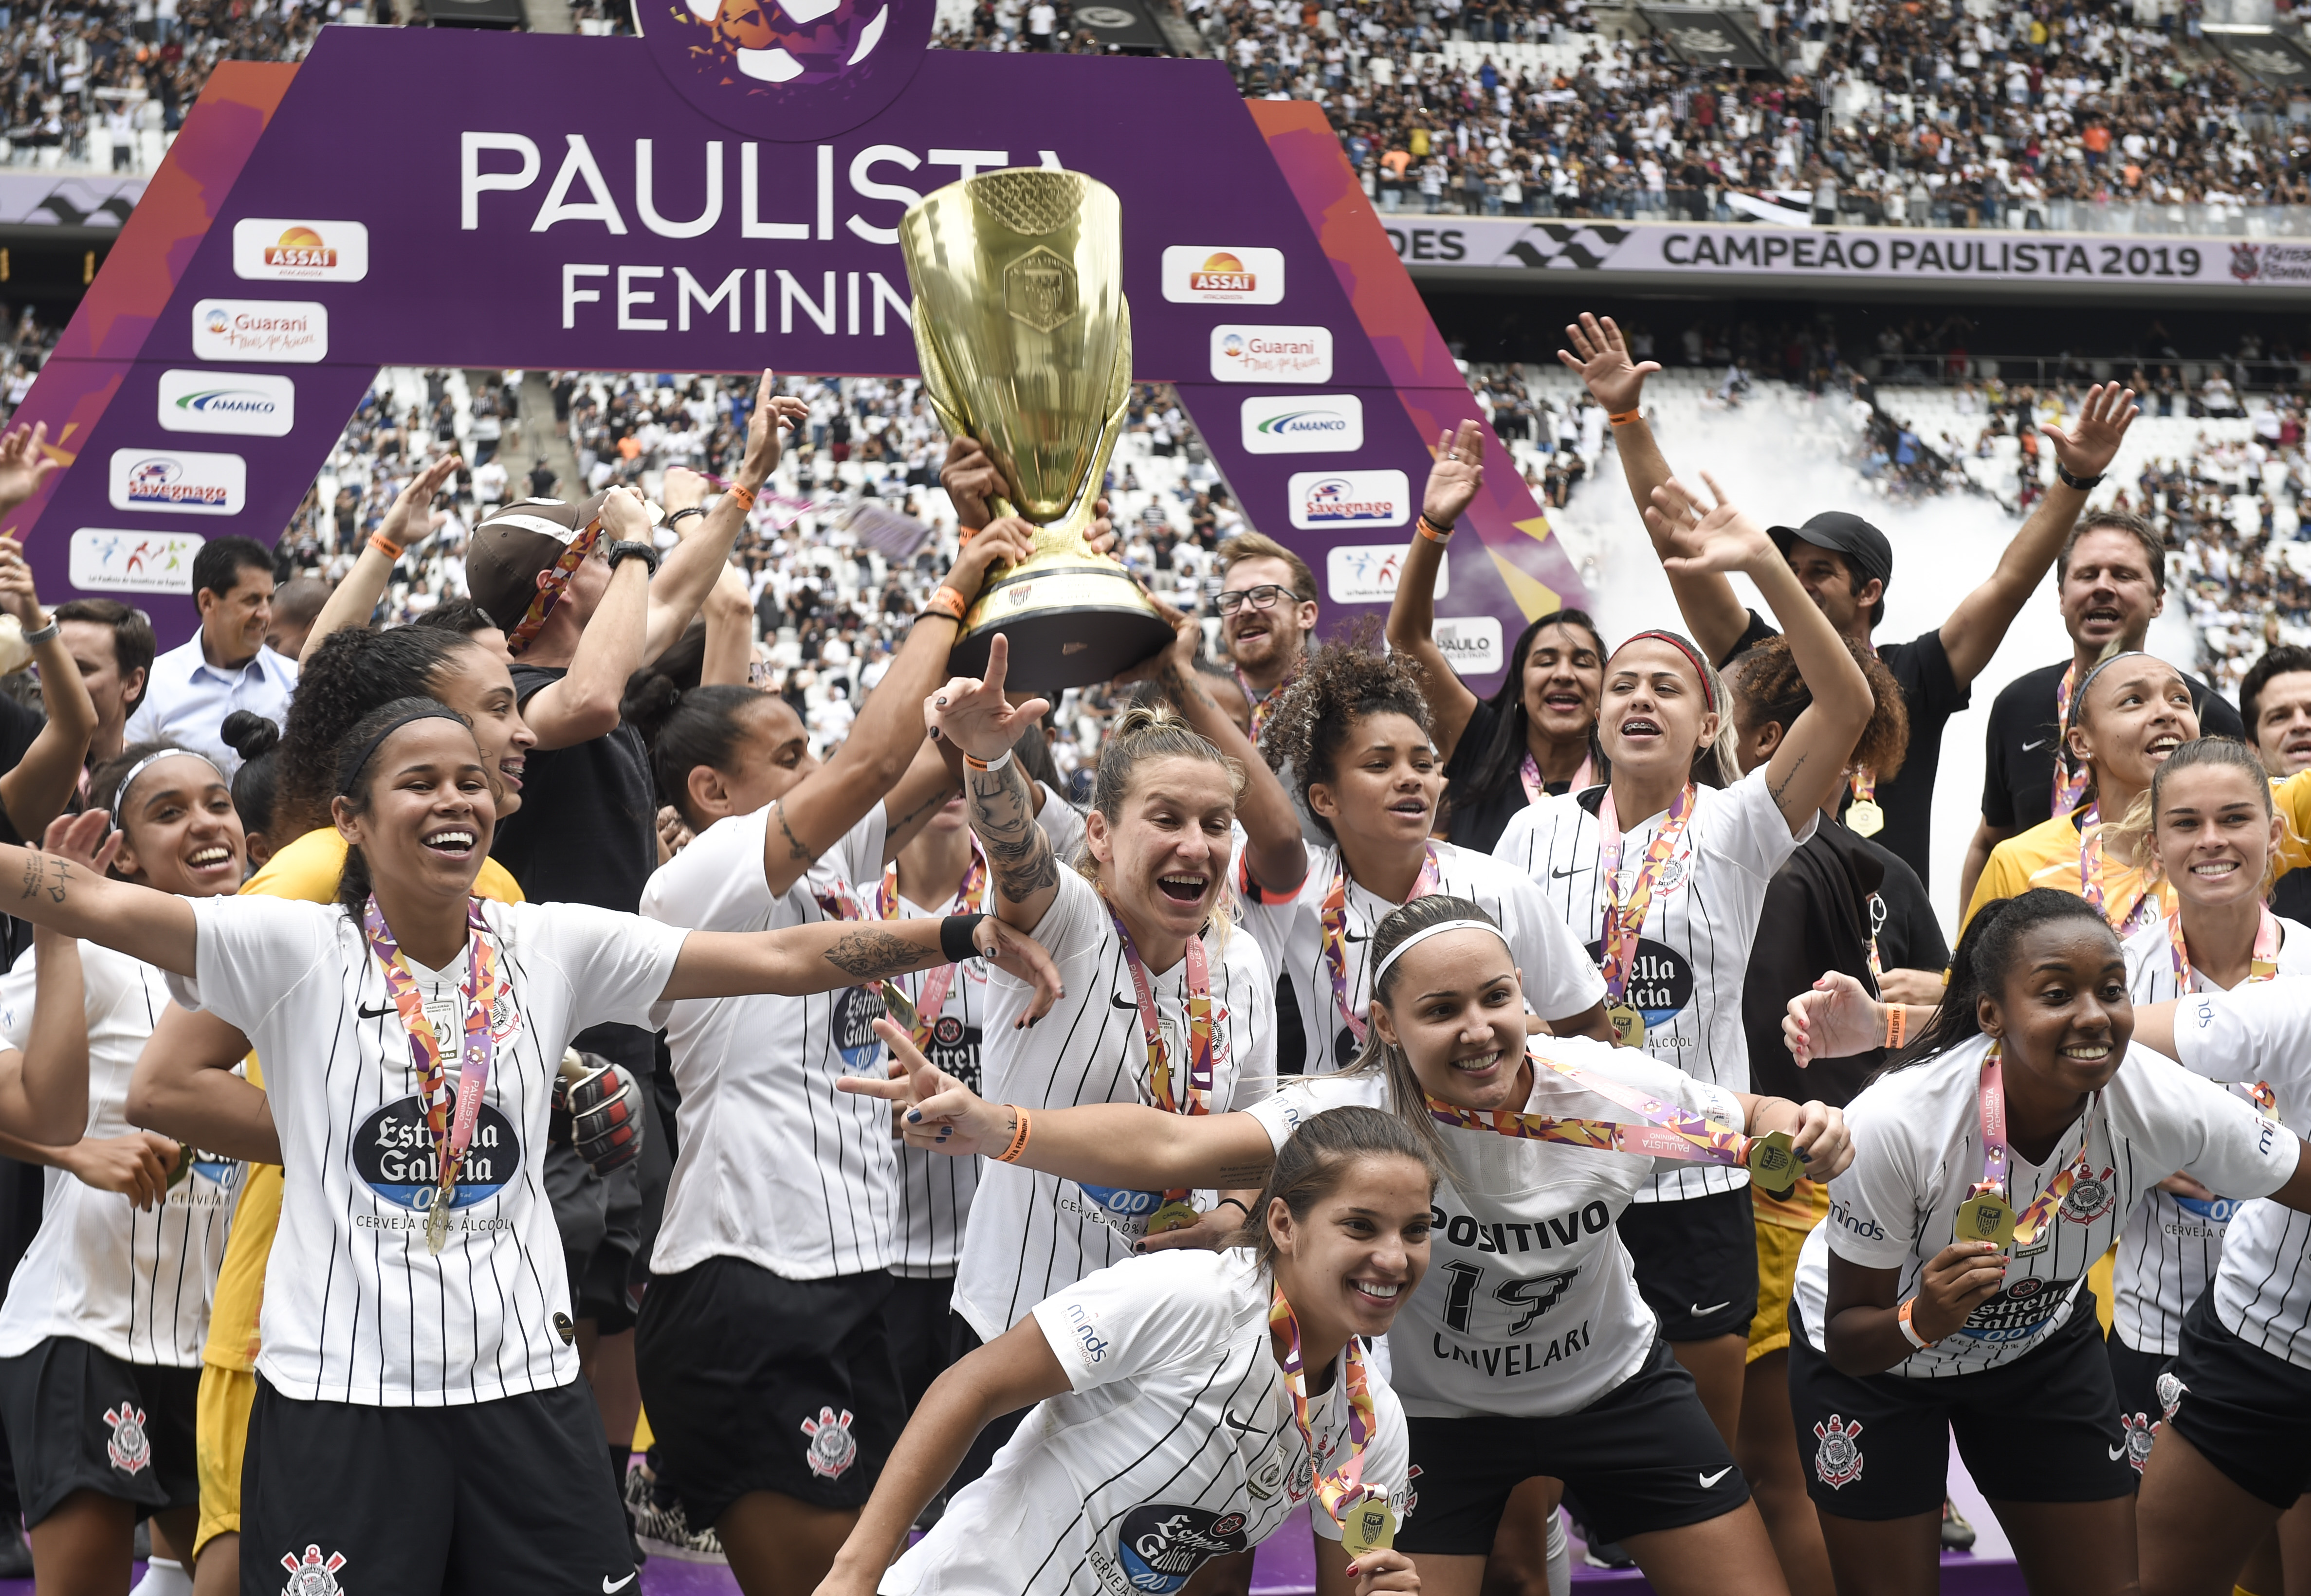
[1768,511,1892,591]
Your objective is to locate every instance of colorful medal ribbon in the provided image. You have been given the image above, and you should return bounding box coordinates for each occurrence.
[1967,1041,2100,1250]
[812,874,864,925]
[1845,770,1885,837]
[1236,661,1296,743]
[362,896,500,1254]
[874,843,987,1049]
[1268,1283,1379,1528]
[2050,662,2090,818]
[2167,907,2284,1124]
[505,513,604,657]
[2076,806,2158,937]
[1105,895,1216,1206]
[1596,784,1696,1009]
[1424,1046,1797,1190]
[1321,846,1441,1046]
[1520,751,1595,804]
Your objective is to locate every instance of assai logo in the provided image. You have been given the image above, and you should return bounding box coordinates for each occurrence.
[352,1091,519,1212]
[231,218,370,282]
[68,528,204,595]
[1162,245,1286,306]
[631,0,936,141]
[1433,616,1502,676]
[1582,936,1693,1033]
[1240,394,1362,455]
[107,449,246,517]
[1294,469,1410,533]
[156,369,296,437]
[1115,1505,1249,1593]
[1209,323,1332,382]
[191,298,328,363]
[1327,539,1437,604]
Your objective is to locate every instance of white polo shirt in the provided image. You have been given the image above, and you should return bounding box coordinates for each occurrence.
[123,634,298,777]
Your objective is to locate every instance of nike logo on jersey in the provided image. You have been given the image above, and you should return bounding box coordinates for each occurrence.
[604,1576,637,1593]
[1110,993,1139,1012]
[1551,866,1579,878]
[2022,738,2050,751]
[1223,1412,1257,1432]
[357,1001,394,1019]
[2107,1444,2128,1462]
[1343,928,1368,943]
[1698,1467,1733,1488]
[1690,1301,1731,1317]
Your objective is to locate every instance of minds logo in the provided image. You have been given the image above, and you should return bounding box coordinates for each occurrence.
[353,1092,517,1211]
[632,0,936,140]
[1114,1505,1249,1594]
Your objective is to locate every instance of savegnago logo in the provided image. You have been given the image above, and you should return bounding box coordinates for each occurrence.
[1162,245,1285,305]
[231,218,369,282]
[1290,468,1408,529]
[156,370,296,437]
[106,449,246,517]
[1240,393,1362,454]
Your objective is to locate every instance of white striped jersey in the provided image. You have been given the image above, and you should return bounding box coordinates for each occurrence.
[1038,789,1089,872]
[2110,915,2311,1357]
[883,1249,1409,1596]
[1234,838,1605,1076]
[1796,1032,2297,1378]
[1491,769,1810,1201]
[168,894,686,1406]
[1248,1052,1742,1416]
[0,944,240,1367]
[644,804,892,1282]
[2170,982,2311,1369]
[884,878,989,1280]
[951,867,1274,1343]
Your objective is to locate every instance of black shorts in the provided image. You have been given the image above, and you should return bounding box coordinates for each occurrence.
[544,1023,657,1335]
[1617,1185,1760,1342]
[242,1376,632,1596]
[2165,1294,2311,1510]
[1395,1336,1750,1554]
[2105,1329,2178,1477]
[1787,1289,2135,1521]
[0,1338,198,1526]
[886,1274,972,1414]
[635,1256,903,1525]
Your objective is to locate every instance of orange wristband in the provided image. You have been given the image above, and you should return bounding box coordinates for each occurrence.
[1608,408,1642,426]
[1884,1003,1906,1051]
[1897,1297,1931,1350]
[369,533,404,561]
[994,1106,1032,1163]
[923,586,968,624]
[1416,515,1453,544]
[726,482,757,511]
[957,524,981,545]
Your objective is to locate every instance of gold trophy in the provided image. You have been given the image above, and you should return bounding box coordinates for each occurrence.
[899,168,1174,688]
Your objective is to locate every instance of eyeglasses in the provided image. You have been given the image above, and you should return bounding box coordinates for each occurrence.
[1215,583,1297,617]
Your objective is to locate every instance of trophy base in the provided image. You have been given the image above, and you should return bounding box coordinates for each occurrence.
[951,558,1175,690]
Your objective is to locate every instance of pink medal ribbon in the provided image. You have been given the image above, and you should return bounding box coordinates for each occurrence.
[875,842,988,1048]
[1320,846,1440,1047]
[1519,751,1594,803]
[1968,1041,2100,1249]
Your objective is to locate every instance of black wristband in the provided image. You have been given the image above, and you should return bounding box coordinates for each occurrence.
[664,506,705,529]
[941,912,988,962]
[2055,462,2104,491]
[605,539,660,575]
[1214,1197,1251,1218]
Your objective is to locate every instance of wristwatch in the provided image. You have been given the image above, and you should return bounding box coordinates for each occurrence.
[605,540,660,576]
[2055,462,2105,491]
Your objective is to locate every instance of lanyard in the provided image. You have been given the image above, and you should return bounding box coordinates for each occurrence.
[1425,1046,1798,1192]
[1520,750,1594,804]
[1268,1283,1380,1529]
[1596,784,1695,1004]
[2050,662,2090,818]
[876,842,987,1048]
[2168,904,2281,989]
[1963,1041,2100,1250]
[1320,846,1441,1046]
[362,897,500,1255]
[1846,770,1885,838]
[1236,662,1294,742]
[813,874,864,924]
[2076,806,2158,937]
[1105,895,1216,1215]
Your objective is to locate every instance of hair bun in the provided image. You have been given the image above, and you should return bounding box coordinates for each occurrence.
[220,710,281,762]
[1110,700,1185,742]
[620,669,686,743]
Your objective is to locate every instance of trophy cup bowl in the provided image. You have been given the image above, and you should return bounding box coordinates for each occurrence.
[899,168,1175,689]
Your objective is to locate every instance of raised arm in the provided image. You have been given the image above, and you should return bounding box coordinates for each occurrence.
[0,538,96,842]
[1381,419,1489,762]
[698,559,756,688]
[1121,593,1305,895]
[0,809,196,975]
[125,1002,279,1164]
[1649,473,1872,832]
[0,925,89,1146]
[756,523,1032,898]
[879,737,965,865]
[926,634,1063,932]
[1936,383,2137,685]
[1560,313,1749,663]
[642,375,808,665]
[660,908,1062,1019]
[520,487,655,750]
[299,454,463,667]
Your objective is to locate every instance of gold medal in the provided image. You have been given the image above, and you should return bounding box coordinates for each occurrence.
[1607,1002,1646,1050]
[1954,1192,2015,1249]
[1845,798,1885,838]
[877,980,920,1038]
[1745,1130,1799,1196]
[1146,1199,1202,1235]
[1340,1489,1396,1559]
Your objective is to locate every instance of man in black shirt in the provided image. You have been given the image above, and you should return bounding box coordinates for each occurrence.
[1563,311,2140,888]
[2239,644,2311,922]
[1957,508,2245,911]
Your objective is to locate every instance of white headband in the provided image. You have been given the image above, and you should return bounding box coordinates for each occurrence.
[1372,919,1514,987]
[111,747,224,821]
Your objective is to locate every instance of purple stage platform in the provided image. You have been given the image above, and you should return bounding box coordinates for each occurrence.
[0,1441,2027,1595]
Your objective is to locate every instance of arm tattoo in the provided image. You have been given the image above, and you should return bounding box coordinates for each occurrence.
[888,778,959,836]
[969,756,1059,903]
[1157,660,1220,716]
[1768,751,1810,808]
[824,927,936,981]
[18,854,66,904]
[771,799,819,864]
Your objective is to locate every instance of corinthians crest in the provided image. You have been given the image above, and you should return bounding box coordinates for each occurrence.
[280,1545,347,1596]
[103,1404,150,1475]
[1813,1414,1864,1489]
[2120,1411,2158,1474]
[801,1405,859,1479]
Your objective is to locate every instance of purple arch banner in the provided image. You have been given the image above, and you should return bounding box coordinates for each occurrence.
[4,23,1585,682]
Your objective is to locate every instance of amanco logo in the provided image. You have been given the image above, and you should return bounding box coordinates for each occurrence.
[1239,394,1362,455]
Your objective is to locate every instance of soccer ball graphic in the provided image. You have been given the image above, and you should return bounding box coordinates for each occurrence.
[680,0,892,85]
